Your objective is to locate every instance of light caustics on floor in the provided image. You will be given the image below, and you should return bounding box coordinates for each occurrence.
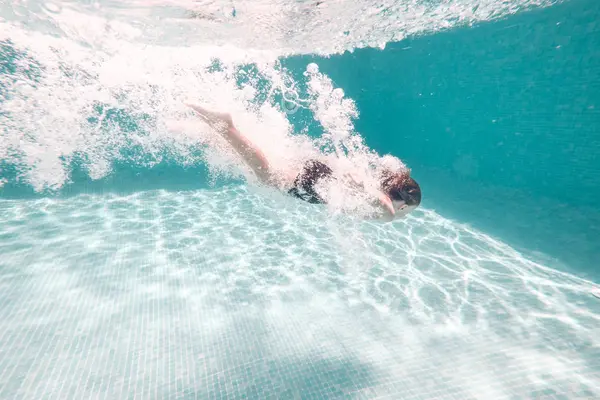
[0,187,599,399]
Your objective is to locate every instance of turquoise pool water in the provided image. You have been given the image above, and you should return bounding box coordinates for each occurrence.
[1,0,600,399]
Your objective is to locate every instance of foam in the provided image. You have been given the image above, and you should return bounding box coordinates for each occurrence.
[0,19,397,213]
[1,0,560,197]
[0,188,598,398]
[0,19,291,191]
[8,0,559,56]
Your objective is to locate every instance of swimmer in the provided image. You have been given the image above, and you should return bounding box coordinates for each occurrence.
[184,102,421,221]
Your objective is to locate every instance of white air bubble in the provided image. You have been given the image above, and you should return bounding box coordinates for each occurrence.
[306,63,319,74]
[43,2,61,14]
[332,88,344,100]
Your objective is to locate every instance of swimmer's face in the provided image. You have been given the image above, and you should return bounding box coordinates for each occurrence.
[380,172,422,218]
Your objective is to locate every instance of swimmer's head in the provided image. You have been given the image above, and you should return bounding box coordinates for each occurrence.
[379,170,422,218]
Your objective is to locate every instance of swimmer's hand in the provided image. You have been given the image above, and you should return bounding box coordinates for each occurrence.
[375,193,396,221]
[344,173,395,221]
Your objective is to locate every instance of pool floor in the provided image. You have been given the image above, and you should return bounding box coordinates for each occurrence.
[0,187,599,399]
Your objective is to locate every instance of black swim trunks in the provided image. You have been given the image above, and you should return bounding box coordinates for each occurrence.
[288,160,333,204]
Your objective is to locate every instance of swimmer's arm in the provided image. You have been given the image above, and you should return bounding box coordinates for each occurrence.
[345,173,395,221]
[185,102,272,182]
[371,193,396,222]
[185,102,234,131]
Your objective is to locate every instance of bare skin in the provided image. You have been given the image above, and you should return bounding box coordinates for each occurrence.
[185,102,399,220]
[184,102,273,181]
